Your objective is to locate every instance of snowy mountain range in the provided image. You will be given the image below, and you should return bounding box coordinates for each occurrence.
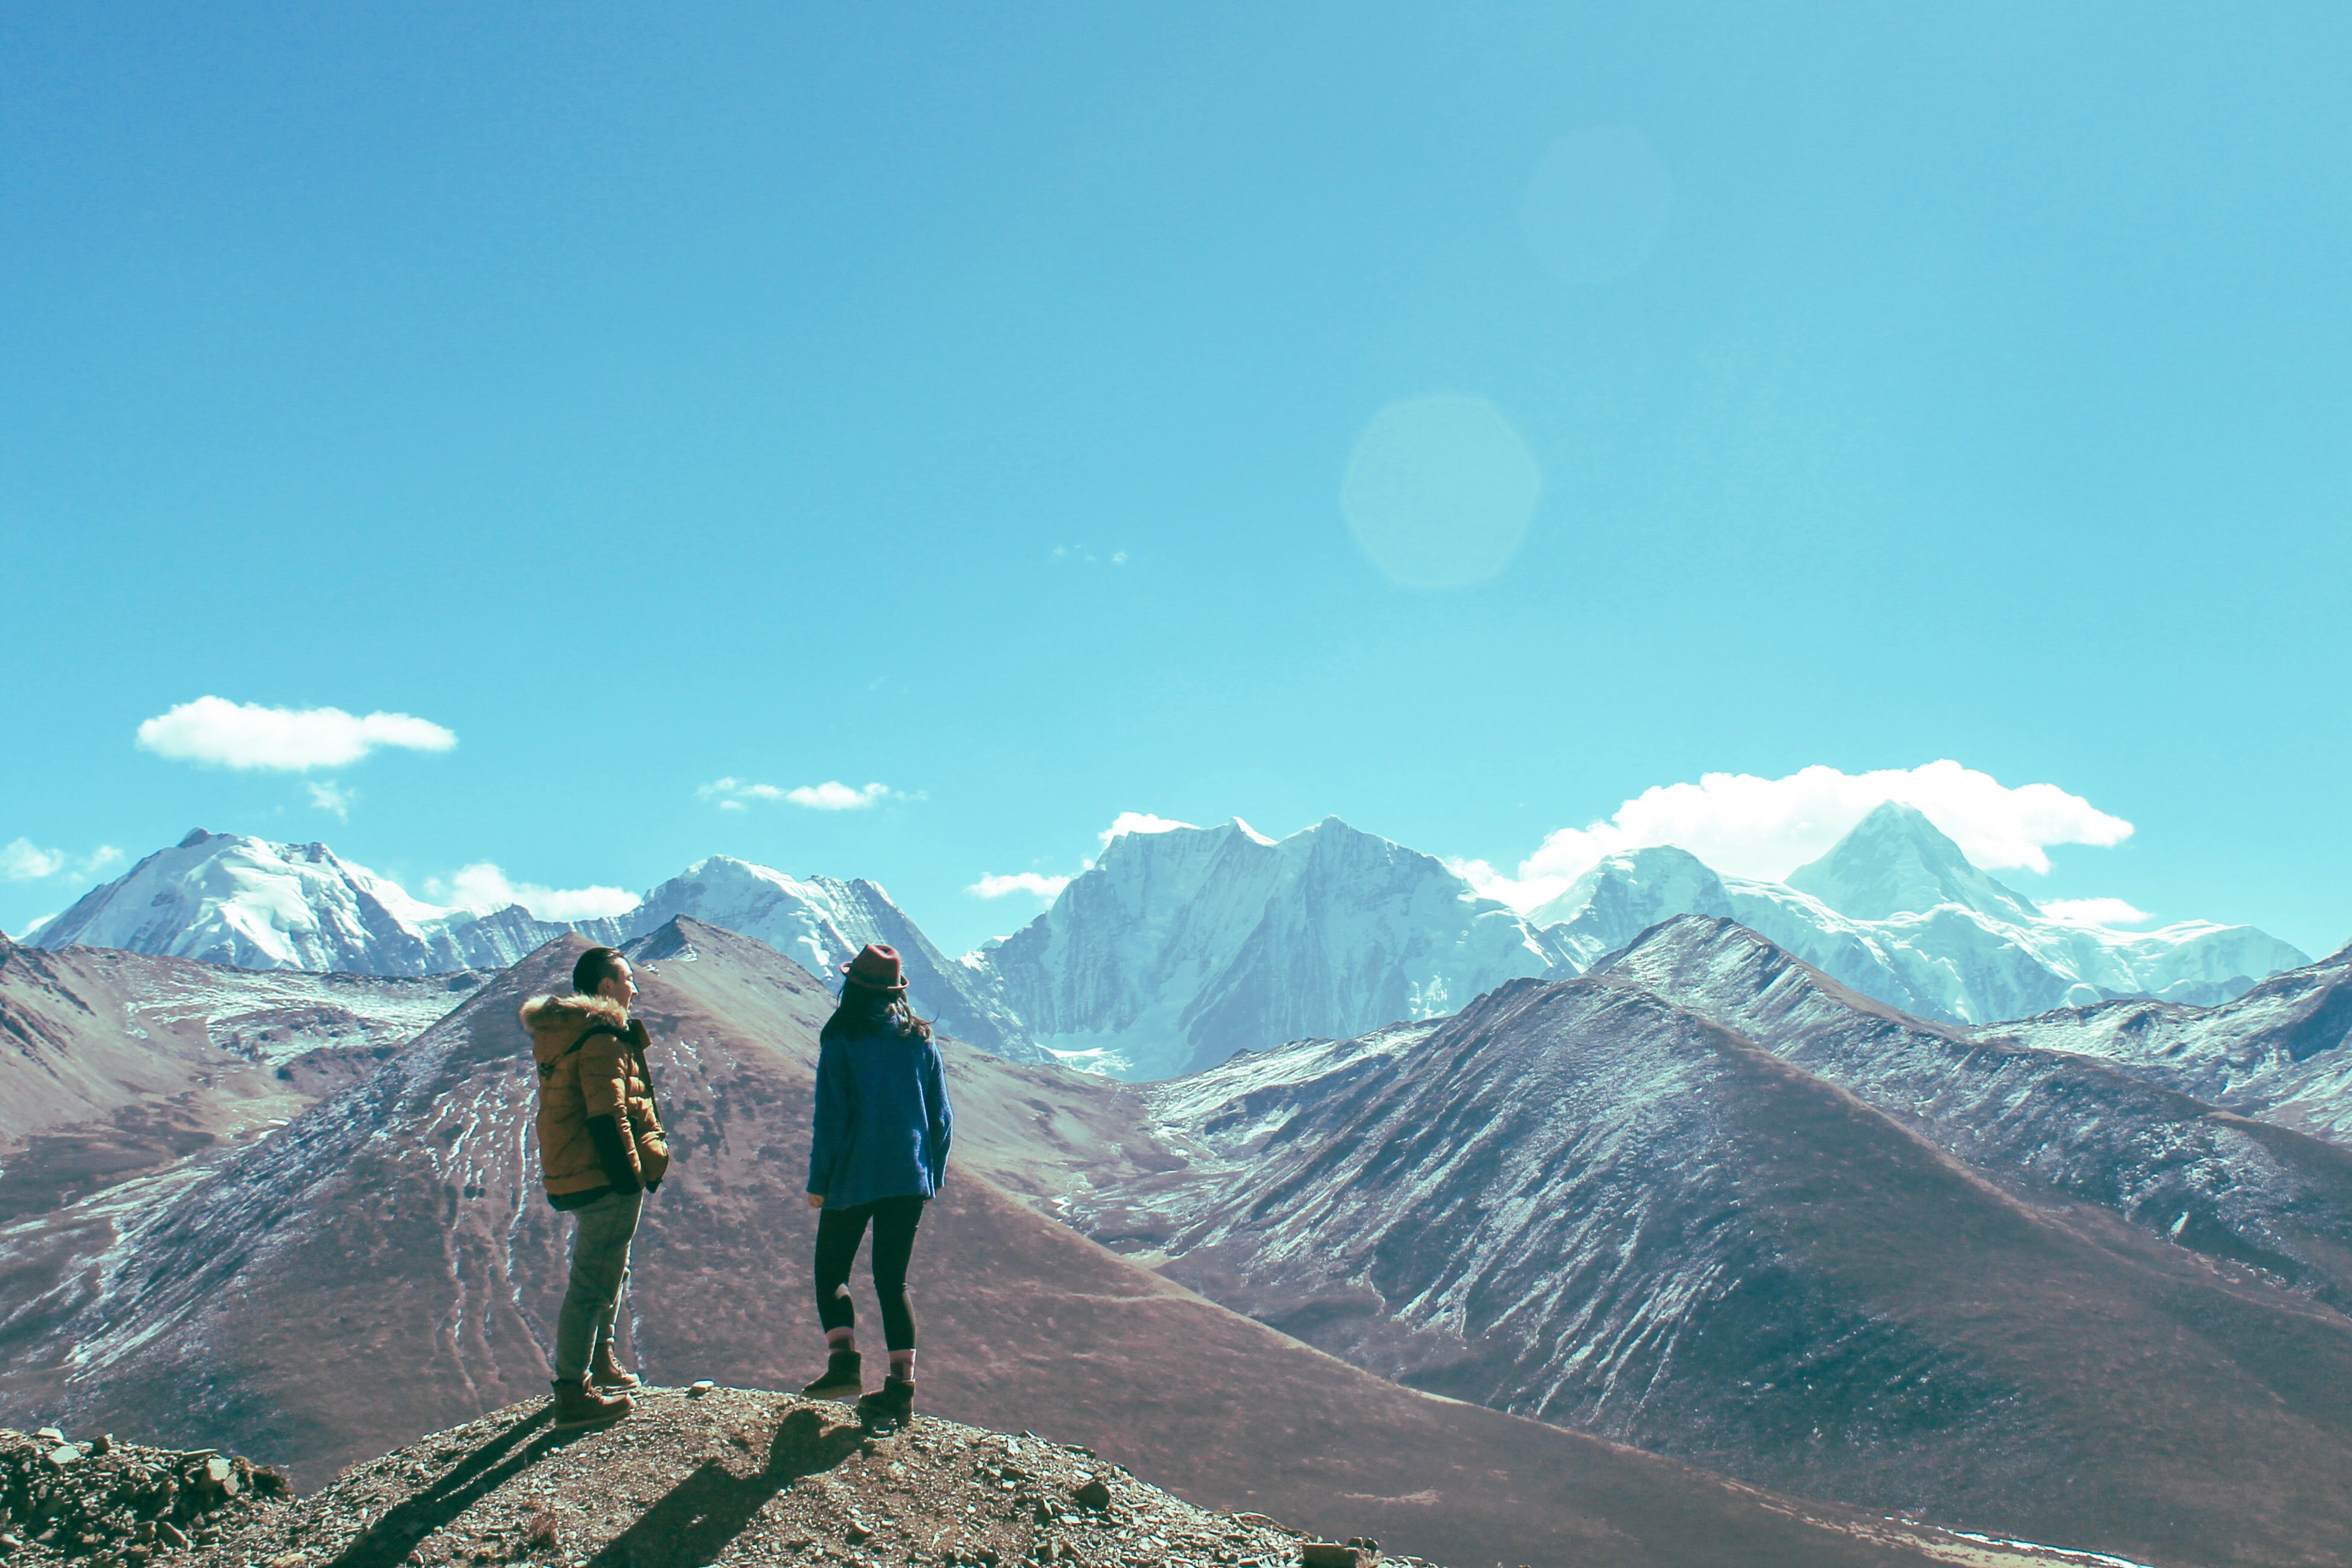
[30,830,546,974]
[29,806,2316,1078]
[1970,937,2352,1144]
[960,804,2304,1075]
[1536,801,2306,1023]
[30,830,1039,1061]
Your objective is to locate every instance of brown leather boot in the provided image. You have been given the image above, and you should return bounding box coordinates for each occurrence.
[550,1377,632,1430]
[856,1374,914,1426]
[589,1342,642,1391]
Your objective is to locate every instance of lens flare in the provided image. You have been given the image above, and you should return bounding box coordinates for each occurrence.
[1341,395,1542,589]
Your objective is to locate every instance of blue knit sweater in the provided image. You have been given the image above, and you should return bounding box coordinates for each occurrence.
[806,1020,953,1209]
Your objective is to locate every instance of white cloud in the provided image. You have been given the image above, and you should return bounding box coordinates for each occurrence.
[698,776,780,812]
[428,863,642,923]
[968,872,1072,901]
[136,697,457,772]
[15,914,56,939]
[2,840,121,883]
[699,777,783,802]
[308,780,356,821]
[2039,897,2155,928]
[789,781,891,811]
[1454,761,2136,911]
[2,838,68,881]
[700,778,900,811]
[1099,811,1196,846]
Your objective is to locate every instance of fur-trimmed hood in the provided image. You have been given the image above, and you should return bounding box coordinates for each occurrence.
[520,992,631,1067]
[524,990,667,1197]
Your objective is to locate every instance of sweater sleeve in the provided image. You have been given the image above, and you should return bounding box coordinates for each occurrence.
[920,1036,953,1191]
[807,1034,851,1199]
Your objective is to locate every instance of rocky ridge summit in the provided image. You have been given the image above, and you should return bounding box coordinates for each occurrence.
[193,1388,1417,1568]
[8,1392,2081,1568]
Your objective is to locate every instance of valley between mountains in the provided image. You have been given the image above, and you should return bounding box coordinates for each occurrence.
[4,813,2350,1566]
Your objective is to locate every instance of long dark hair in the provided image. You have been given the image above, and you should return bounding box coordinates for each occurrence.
[821,983,934,1044]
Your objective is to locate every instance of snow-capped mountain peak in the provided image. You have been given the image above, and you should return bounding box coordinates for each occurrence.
[970,814,1573,1078]
[1527,844,1737,963]
[627,856,861,980]
[34,834,1043,1061]
[33,829,472,973]
[1784,801,2039,923]
[625,855,1039,1060]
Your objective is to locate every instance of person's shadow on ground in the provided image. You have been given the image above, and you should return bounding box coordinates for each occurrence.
[585,1406,869,1568]
[324,1406,565,1568]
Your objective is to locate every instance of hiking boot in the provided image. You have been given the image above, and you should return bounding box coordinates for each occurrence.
[857,1374,914,1426]
[800,1349,863,1401]
[550,1377,633,1430]
[589,1343,641,1391]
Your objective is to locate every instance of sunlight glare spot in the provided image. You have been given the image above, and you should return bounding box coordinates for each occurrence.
[1341,395,1542,589]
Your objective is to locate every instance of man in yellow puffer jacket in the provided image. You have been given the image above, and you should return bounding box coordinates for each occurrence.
[523,945,670,1428]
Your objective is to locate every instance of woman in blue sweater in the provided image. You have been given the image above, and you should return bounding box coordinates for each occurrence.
[801,942,953,1422]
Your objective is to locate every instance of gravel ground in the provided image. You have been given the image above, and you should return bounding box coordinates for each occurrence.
[99,1387,1440,1568]
[0,1426,290,1564]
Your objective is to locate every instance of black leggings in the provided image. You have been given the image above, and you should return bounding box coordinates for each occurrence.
[813,1195,926,1351]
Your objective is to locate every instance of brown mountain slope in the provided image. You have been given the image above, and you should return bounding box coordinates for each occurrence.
[1065,965,2352,1568]
[5,921,2014,1568]
[1972,938,2352,1144]
[1592,917,2352,1305]
[0,933,468,1131]
[0,933,468,1208]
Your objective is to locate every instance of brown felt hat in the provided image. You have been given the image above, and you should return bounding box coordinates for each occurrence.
[840,943,909,994]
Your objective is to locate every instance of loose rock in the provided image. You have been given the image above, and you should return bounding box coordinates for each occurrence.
[0,1427,287,1567]
[176,1387,1450,1568]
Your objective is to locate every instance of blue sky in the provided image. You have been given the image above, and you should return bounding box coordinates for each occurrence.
[4,4,2347,959]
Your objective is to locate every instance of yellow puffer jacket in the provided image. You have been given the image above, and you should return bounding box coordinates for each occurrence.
[522,993,670,1197]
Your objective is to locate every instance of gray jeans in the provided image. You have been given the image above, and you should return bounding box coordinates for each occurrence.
[554,1188,641,1381]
